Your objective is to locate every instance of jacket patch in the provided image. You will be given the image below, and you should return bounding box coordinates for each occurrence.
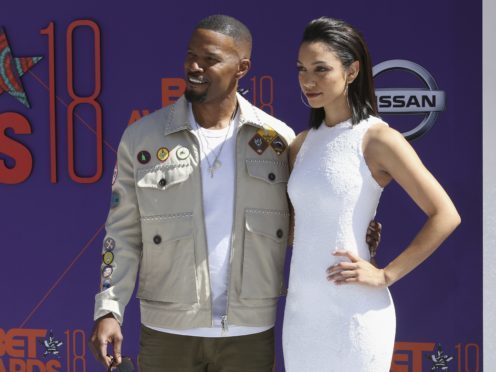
[112,163,118,185]
[101,278,111,290]
[250,126,287,155]
[104,237,115,251]
[257,126,278,142]
[137,150,151,164]
[270,136,287,155]
[176,146,190,160]
[103,251,114,265]
[156,147,170,162]
[110,191,120,209]
[102,265,113,278]
[249,133,268,155]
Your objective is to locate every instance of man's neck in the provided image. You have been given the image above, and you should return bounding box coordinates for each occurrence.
[192,95,238,130]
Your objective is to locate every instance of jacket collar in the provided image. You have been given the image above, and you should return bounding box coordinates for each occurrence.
[163,92,265,136]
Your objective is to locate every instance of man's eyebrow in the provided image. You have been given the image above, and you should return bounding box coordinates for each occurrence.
[205,51,223,58]
[188,48,223,59]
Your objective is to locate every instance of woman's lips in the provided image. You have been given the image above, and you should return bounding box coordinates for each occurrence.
[305,92,322,98]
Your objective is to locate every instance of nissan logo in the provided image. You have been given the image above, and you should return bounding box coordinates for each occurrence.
[373,59,446,141]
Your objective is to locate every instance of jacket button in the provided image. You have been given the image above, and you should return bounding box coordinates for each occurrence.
[276,229,284,238]
[153,235,162,244]
[158,178,167,187]
[268,172,276,181]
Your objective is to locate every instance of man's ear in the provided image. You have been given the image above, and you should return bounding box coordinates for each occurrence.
[236,58,251,79]
[347,60,360,84]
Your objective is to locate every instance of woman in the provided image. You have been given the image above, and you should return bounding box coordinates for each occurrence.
[282,17,460,371]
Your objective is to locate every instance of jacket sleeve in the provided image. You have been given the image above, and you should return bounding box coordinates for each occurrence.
[94,126,142,324]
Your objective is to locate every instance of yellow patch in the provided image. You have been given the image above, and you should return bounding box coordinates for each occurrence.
[103,251,114,265]
[157,147,170,162]
[256,126,278,143]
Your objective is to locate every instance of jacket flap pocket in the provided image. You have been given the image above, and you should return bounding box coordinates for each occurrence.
[138,212,197,304]
[245,159,289,184]
[141,213,194,243]
[245,209,289,242]
[137,164,193,189]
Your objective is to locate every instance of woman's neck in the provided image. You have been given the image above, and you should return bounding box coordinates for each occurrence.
[323,102,352,127]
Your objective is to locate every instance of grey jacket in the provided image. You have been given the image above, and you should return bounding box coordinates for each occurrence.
[94,93,296,329]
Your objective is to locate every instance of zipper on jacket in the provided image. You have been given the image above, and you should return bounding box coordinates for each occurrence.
[190,132,214,326]
[221,315,229,335]
[222,117,241,336]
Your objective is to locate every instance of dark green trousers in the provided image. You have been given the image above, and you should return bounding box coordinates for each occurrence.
[138,325,275,372]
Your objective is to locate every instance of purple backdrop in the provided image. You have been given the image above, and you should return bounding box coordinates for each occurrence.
[1,1,481,371]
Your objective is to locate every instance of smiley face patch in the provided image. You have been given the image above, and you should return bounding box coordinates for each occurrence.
[157,147,170,162]
[103,251,114,265]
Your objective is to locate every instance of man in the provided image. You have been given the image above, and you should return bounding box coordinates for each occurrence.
[90,15,380,371]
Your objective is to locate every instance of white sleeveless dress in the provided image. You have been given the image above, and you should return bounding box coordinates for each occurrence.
[282,116,396,372]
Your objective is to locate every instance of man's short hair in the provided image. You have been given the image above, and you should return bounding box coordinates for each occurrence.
[196,15,252,51]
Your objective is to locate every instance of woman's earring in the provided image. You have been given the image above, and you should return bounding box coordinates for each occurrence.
[345,83,351,108]
[300,91,312,108]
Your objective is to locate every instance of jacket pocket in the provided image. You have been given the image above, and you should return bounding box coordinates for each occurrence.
[136,163,193,190]
[240,209,290,299]
[137,213,198,304]
[245,159,289,184]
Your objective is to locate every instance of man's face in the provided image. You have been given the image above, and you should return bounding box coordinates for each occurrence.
[184,28,241,104]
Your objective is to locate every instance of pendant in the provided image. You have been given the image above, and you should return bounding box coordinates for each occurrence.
[209,159,222,177]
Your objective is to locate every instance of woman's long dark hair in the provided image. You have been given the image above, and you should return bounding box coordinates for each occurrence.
[302,17,378,128]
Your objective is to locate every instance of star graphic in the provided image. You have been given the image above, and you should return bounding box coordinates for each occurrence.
[0,26,43,108]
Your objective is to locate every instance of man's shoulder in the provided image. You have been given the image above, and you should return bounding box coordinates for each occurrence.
[247,103,296,143]
[122,106,171,140]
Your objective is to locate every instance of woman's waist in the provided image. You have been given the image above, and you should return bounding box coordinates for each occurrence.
[287,277,393,309]
[292,236,372,259]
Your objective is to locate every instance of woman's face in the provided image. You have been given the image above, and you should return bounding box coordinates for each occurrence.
[297,41,349,110]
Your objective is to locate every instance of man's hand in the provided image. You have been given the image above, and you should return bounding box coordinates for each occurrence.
[366,220,382,259]
[89,313,123,370]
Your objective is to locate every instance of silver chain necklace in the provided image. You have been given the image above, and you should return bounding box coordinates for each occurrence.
[194,104,238,177]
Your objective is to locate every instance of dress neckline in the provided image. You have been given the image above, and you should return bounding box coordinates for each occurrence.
[321,118,352,129]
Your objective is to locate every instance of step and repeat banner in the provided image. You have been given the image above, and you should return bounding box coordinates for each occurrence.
[1,0,481,371]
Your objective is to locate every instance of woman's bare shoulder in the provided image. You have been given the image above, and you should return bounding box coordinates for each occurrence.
[289,130,310,167]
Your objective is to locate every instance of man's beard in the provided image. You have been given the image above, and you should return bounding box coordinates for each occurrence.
[185,88,207,103]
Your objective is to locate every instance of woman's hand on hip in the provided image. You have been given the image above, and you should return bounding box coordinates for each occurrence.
[326,249,389,287]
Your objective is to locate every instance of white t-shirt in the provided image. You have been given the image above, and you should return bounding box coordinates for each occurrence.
[144,104,271,337]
